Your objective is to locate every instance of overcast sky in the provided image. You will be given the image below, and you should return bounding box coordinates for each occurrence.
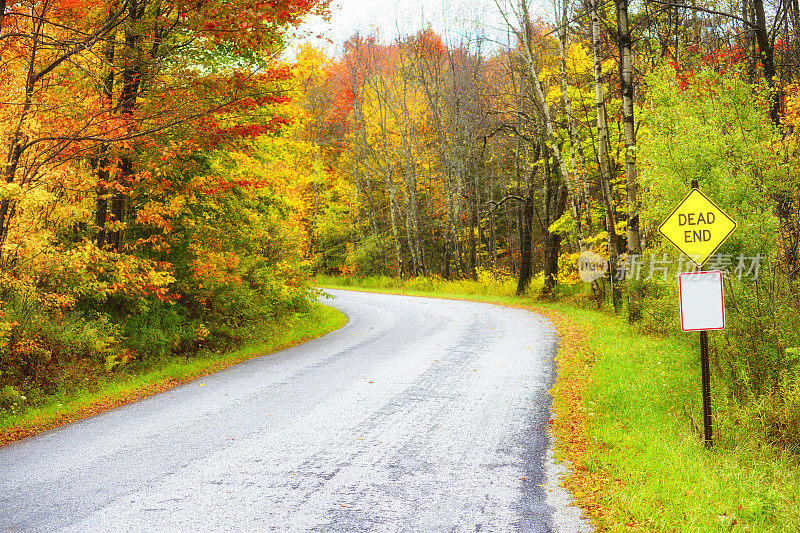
[287,0,554,58]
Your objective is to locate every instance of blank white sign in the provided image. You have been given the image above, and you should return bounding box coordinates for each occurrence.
[679,271,726,331]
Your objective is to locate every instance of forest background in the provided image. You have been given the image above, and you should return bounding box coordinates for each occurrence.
[1,0,799,468]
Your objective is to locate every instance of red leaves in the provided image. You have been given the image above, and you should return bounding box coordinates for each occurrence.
[53,0,87,17]
[418,28,447,61]
[191,107,293,150]
[330,87,355,124]
[225,94,293,113]
[677,70,692,91]
[668,44,750,90]
[267,65,295,81]
[189,253,243,290]
[264,95,292,105]
[195,176,235,196]
[55,0,84,9]
[194,175,271,196]
[182,0,330,48]
[234,179,269,189]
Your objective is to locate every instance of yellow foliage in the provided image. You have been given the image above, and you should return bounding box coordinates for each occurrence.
[547,85,563,107]
[602,58,616,76]
[476,266,514,286]
[555,252,581,286]
[0,320,19,350]
[567,42,593,77]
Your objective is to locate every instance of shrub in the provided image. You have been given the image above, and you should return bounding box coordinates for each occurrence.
[756,370,800,453]
[120,300,193,361]
[350,235,391,277]
[0,385,25,414]
[0,296,125,404]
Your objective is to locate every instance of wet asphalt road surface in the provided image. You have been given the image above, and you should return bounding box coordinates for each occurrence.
[0,289,576,532]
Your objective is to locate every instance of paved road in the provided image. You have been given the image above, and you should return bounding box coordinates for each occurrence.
[0,290,588,532]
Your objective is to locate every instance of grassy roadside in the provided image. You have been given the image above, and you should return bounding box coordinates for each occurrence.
[319,275,800,532]
[0,302,346,446]
[556,306,800,531]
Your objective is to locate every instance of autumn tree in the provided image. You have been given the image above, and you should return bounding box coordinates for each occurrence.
[0,0,331,408]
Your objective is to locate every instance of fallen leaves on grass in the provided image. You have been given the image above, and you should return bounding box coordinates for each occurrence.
[525,306,640,531]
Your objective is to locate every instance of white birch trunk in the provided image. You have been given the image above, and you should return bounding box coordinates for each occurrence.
[615,0,640,256]
[508,0,584,249]
[593,0,621,308]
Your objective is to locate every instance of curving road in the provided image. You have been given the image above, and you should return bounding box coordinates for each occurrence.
[0,289,589,532]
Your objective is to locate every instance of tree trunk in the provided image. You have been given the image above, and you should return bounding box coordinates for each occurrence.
[753,0,780,124]
[615,0,642,319]
[616,0,639,257]
[515,143,540,295]
[402,169,421,276]
[542,145,554,293]
[516,190,535,295]
[444,192,455,280]
[518,1,585,249]
[593,0,622,310]
[557,0,592,243]
[95,15,117,248]
[467,164,478,280]
[0,0,8,62]
[489,161,498,272]
[0,5,43,252]
[107,0,147,252]
[381,158,405,278]
[743,0,757,82]
[410,180,425,275]
[543,232,562,294]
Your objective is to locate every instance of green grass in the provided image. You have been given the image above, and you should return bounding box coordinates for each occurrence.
[0,303,346,444]
[566,305,800,531]
[318,275,800,532]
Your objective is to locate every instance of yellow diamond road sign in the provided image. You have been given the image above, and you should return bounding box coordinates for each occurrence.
[658,188,737,266]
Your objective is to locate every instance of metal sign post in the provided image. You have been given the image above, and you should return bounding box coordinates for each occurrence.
[700,330,712,447]
[660,180,735,449]
[679,269,726,447]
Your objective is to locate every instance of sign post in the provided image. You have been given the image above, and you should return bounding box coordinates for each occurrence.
[700,331,712,447]
[679,270,725,447]
[659,180,736,448]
